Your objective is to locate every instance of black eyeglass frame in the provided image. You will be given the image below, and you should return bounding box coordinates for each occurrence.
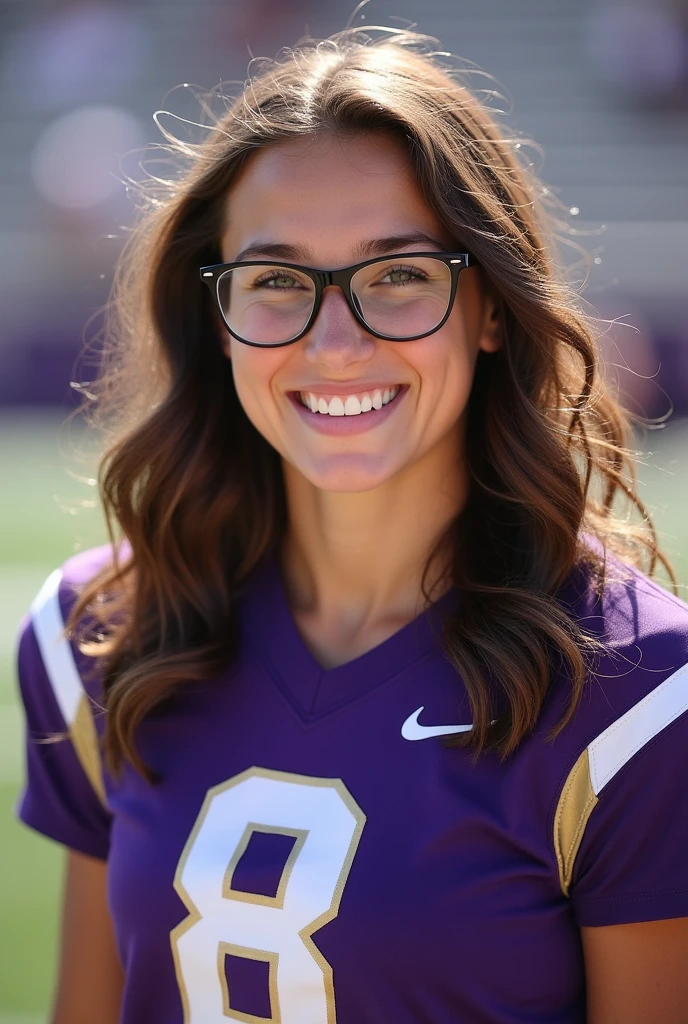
[199,251,477,347]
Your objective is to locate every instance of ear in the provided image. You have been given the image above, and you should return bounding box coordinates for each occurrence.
[477,286,502,355]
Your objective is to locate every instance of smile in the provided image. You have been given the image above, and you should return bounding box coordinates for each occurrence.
[298,387,401,416]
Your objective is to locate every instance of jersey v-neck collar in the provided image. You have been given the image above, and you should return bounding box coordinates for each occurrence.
[240,557,458,723]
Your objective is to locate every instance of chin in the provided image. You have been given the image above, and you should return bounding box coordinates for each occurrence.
[302,454,400,493]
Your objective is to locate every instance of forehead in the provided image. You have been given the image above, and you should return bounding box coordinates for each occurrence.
[221,132,452,262]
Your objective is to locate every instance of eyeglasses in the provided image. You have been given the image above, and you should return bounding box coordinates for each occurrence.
[199,251,476,347]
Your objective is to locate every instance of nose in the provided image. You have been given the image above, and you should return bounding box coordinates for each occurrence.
[302,285,376,369]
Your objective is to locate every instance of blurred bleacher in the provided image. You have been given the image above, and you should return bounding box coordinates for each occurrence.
[1,0,687,413]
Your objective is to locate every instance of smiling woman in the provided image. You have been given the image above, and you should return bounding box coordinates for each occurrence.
[14,23,688,1024]
[215,132,498,490]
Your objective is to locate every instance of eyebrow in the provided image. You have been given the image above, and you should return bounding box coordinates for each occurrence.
[233,232,447,264]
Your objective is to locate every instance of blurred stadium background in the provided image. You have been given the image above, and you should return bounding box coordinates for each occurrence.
[1,0,687,1019]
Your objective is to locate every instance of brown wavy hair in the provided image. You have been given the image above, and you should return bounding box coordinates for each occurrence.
[68,26,673,779]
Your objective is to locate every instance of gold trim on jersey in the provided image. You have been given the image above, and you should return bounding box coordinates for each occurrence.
[553,748,598,896]
[70,693,106,804]
[222,823,309,910]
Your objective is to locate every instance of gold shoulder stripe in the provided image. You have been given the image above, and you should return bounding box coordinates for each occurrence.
[31,569,106,805]
[553,748,598,896]
[555,659,688,895]
[71,694,106,804]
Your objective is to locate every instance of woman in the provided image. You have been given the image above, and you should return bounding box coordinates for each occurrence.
[16,26,688,1024]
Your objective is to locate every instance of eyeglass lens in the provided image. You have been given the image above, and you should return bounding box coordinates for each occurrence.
[216,257,453,345]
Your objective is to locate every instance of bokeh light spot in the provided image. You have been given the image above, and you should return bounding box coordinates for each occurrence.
[30,106,145,210]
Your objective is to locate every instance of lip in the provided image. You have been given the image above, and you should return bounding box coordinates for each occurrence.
[290,382,404,396]
[288,386,407,435]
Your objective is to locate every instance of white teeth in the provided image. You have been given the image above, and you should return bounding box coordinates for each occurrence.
[344,395,362,416]
[299,387,401,415]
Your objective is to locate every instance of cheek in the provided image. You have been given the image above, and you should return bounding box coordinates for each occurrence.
[412,323,480,421]
[229,343,286,446]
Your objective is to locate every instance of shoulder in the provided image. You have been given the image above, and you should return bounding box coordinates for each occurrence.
[545,552,688,906]
[561,536,687,625]
[23,543,123,691]
[16,546,117,854]
[558,548,688,704]
[18,544,125,799]
[22,539,126,690]
[594,553,688,655]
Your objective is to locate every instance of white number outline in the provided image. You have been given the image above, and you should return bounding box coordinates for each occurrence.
[170,766,366,1023]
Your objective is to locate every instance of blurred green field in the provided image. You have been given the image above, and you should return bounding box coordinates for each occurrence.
[0,413,106,1024]
[1,410,687,1022]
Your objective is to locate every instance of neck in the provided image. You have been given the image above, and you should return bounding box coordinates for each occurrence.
[280,434,467,633]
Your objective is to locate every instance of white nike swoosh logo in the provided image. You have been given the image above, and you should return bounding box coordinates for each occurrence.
[401,706,474,741]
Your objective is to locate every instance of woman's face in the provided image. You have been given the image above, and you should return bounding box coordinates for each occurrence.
[220,131,500,493]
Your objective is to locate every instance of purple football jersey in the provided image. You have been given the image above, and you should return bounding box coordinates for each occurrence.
[16,545,688,1023]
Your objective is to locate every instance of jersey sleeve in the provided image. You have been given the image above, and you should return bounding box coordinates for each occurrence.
[559,577,688,927]
[16,566,112,860]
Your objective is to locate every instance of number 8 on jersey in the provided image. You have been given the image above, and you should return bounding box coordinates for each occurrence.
[171,767,366,1023]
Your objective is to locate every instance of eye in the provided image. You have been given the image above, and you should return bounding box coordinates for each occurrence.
[378,264,428,286]
[253,270,307,290]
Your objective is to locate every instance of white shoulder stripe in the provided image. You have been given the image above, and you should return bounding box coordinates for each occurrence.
[589,661,688,794]
[29,567,106,805]
[30,568,84,727]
